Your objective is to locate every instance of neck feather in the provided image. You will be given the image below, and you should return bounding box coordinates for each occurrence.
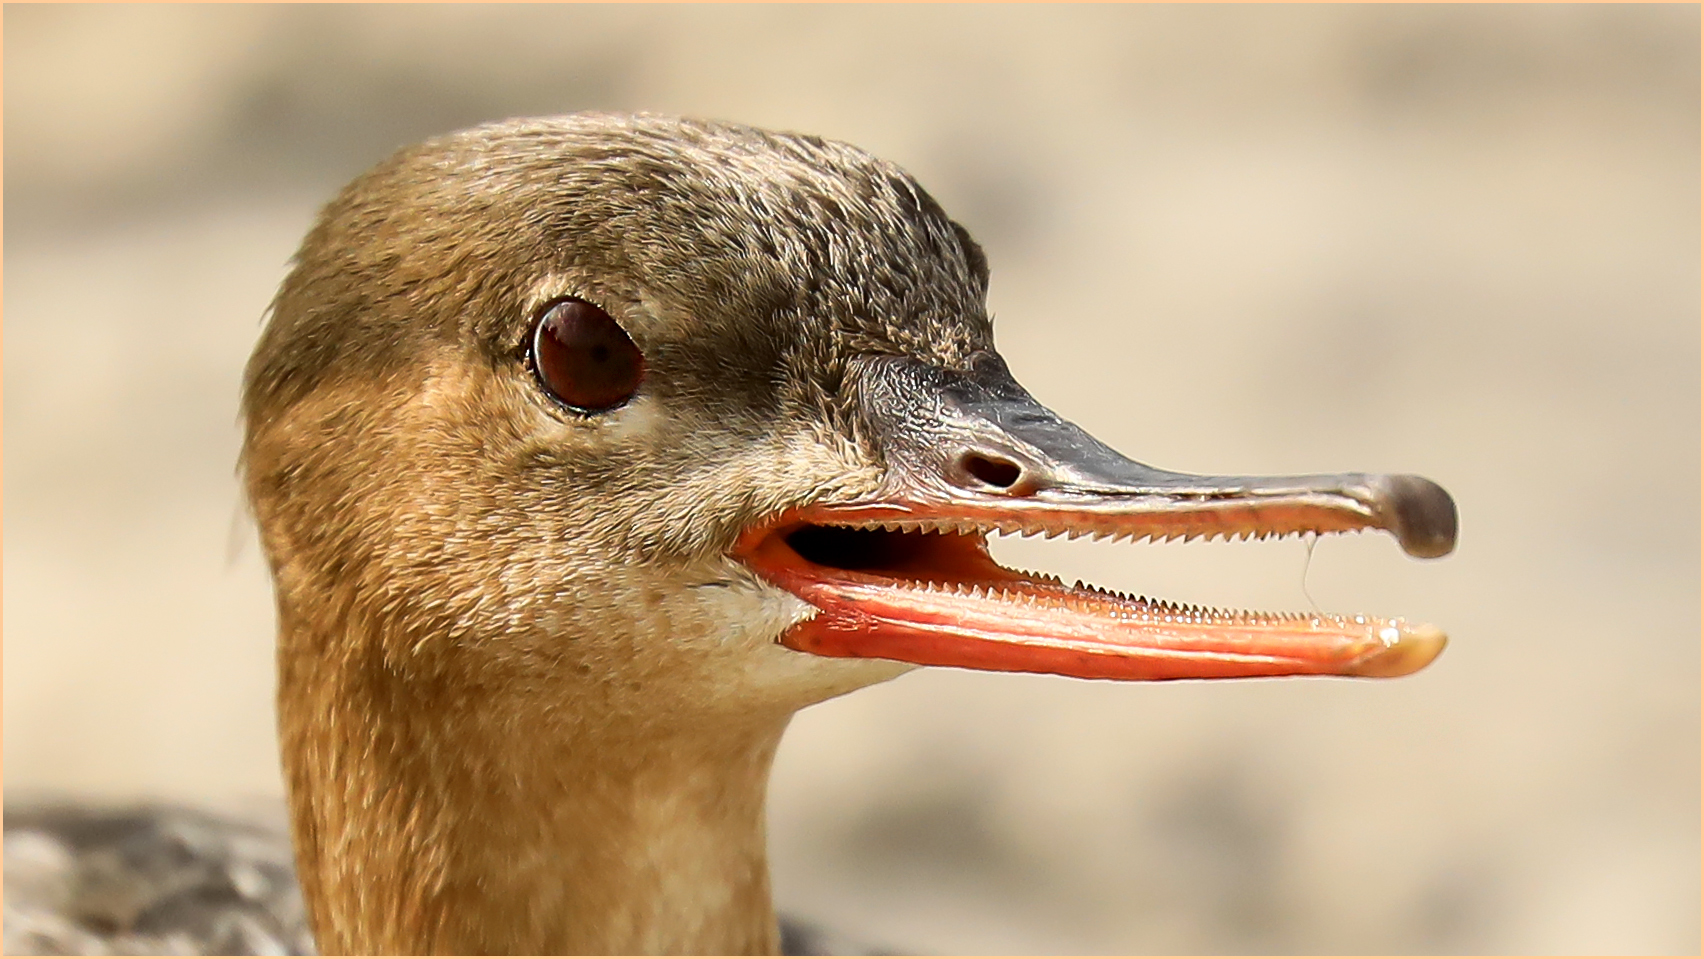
[279,617,791,955]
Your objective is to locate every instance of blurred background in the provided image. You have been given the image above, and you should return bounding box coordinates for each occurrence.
[4,5,1698,954]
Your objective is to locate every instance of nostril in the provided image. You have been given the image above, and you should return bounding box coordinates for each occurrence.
[962,453,1023,490]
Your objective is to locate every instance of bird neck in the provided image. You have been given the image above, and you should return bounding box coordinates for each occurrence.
[279,628,791,955]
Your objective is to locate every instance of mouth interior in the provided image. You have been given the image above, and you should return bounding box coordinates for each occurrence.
[783,524,1007,583]
[785,524,915,572]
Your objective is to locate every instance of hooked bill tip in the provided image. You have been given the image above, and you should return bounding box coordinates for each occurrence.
[1373,474,1458,559]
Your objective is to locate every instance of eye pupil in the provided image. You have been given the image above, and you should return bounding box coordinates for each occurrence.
[530,298,645,413]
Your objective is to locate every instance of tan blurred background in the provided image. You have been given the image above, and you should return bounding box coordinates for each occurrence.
[4,5,1698,954]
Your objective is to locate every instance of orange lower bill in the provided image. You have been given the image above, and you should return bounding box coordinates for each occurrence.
[735,512,1446,681]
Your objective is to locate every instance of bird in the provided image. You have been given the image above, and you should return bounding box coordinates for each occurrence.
[7,113,1457,956]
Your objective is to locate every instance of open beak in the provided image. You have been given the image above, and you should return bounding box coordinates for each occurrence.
[734,353,1457,681]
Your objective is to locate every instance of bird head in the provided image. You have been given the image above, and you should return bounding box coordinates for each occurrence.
[243,114,1455,733]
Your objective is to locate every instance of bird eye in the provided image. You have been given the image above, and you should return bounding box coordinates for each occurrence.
[529,298,645,414]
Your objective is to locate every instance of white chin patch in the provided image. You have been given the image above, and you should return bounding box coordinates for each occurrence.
[725,574,819,643]
[690,565,915,702]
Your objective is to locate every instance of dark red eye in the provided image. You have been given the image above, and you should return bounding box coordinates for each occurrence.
[530,297,644,413]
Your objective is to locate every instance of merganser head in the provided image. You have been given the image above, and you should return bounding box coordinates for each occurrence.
[242,112,1457,955]
[244,113,1454,722]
